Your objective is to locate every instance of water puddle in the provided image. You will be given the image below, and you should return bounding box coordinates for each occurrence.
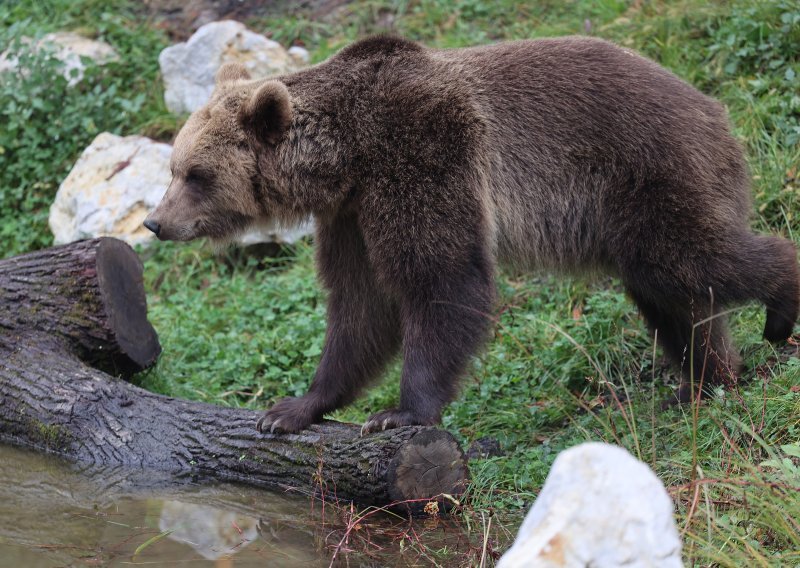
[0,444,513,566]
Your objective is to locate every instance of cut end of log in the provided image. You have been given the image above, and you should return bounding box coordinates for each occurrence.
[95,238,161,374]
[386,429,470,513]
[0,237,161,376]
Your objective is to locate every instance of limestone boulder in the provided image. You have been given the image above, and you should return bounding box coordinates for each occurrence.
[159,20,303,114]
[239,222,315,247]
[497,443,683,568]
[49,133,172,247]
[49,133,313,247]
[0,32,118,85]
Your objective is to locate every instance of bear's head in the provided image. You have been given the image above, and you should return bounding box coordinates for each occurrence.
[143,63,294,243]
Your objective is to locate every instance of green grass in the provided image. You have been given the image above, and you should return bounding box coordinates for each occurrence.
[2,0,799,566]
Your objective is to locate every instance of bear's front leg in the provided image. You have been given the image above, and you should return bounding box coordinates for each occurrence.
[257,213,400,434]
[361,246,496,434]
[256,286,398,432]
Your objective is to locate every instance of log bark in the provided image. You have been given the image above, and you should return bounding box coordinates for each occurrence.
[0,238,469,512]
[0,237,161,375]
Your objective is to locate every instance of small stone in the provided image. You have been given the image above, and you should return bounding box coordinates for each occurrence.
[159,20,305,115]
[288,45,311,67]
[497,442,683,568]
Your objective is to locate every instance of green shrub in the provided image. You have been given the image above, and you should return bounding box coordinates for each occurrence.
[707,0,800,146]
[0,1,170,258]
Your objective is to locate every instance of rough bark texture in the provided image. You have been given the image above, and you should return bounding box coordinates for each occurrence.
[0,237,161,375]
[0,238,469,511]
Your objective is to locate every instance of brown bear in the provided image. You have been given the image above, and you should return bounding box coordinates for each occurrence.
[144,35,800,434]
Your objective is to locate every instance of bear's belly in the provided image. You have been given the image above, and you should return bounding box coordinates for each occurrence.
[488,166,610,275]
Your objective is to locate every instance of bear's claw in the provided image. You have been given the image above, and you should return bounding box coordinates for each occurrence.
[256,396,319,434]
[360,408,430,436]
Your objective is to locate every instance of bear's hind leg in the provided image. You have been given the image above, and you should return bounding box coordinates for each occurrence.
[694,232,799,342]
[738,234,799,342]
[628,289,740,403]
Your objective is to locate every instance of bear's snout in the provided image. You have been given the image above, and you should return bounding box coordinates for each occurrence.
[143,219,161,237]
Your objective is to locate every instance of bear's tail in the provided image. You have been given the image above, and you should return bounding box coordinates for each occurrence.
[746,235,800,342]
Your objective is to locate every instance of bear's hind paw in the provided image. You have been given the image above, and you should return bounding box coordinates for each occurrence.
[361,408,435,436]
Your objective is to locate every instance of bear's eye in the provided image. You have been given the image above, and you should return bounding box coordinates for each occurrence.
[186,170,209,185]
[184,169,215,201]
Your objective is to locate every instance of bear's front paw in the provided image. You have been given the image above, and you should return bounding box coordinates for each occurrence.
[360,408,436,435]
[256,396,321,434]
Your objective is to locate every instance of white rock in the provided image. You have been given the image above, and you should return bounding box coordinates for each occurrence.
[159,20,303,115]
[288,45,311,66]
[49,132,314,247]
[0,32,117,85]
[41,32,118,84]
[497,443,683,568]
[239,221,315,246]
[49,133,172,247]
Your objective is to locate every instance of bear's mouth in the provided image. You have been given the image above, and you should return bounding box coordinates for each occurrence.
[142,216,203,242]
[195,213,255,243]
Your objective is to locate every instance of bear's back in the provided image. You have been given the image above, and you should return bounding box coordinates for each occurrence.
[427,37,749,272]
[283,36,750,273]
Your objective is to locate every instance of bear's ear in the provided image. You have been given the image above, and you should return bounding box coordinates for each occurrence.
[240,81,292,146]
[215,62,251,84]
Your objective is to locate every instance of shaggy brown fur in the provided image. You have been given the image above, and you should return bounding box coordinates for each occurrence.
[145,35,800,434]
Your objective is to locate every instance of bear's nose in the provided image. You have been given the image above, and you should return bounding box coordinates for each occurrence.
[143,219,161,236]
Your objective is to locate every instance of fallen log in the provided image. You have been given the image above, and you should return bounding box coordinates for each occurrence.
[0,237,161,375]
[0,238,469,512]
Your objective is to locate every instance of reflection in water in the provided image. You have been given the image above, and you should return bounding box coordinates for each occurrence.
[0,444,323,567]
[159,501,260,560]
[0,444,510,567]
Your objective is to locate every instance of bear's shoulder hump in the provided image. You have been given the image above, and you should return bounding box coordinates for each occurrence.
[334,35,423,62]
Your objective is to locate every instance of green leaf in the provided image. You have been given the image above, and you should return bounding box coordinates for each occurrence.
[782,444,800,459]
[133,529,174,558]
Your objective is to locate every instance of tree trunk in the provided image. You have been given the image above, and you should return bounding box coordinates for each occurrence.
[0,239,469,512]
